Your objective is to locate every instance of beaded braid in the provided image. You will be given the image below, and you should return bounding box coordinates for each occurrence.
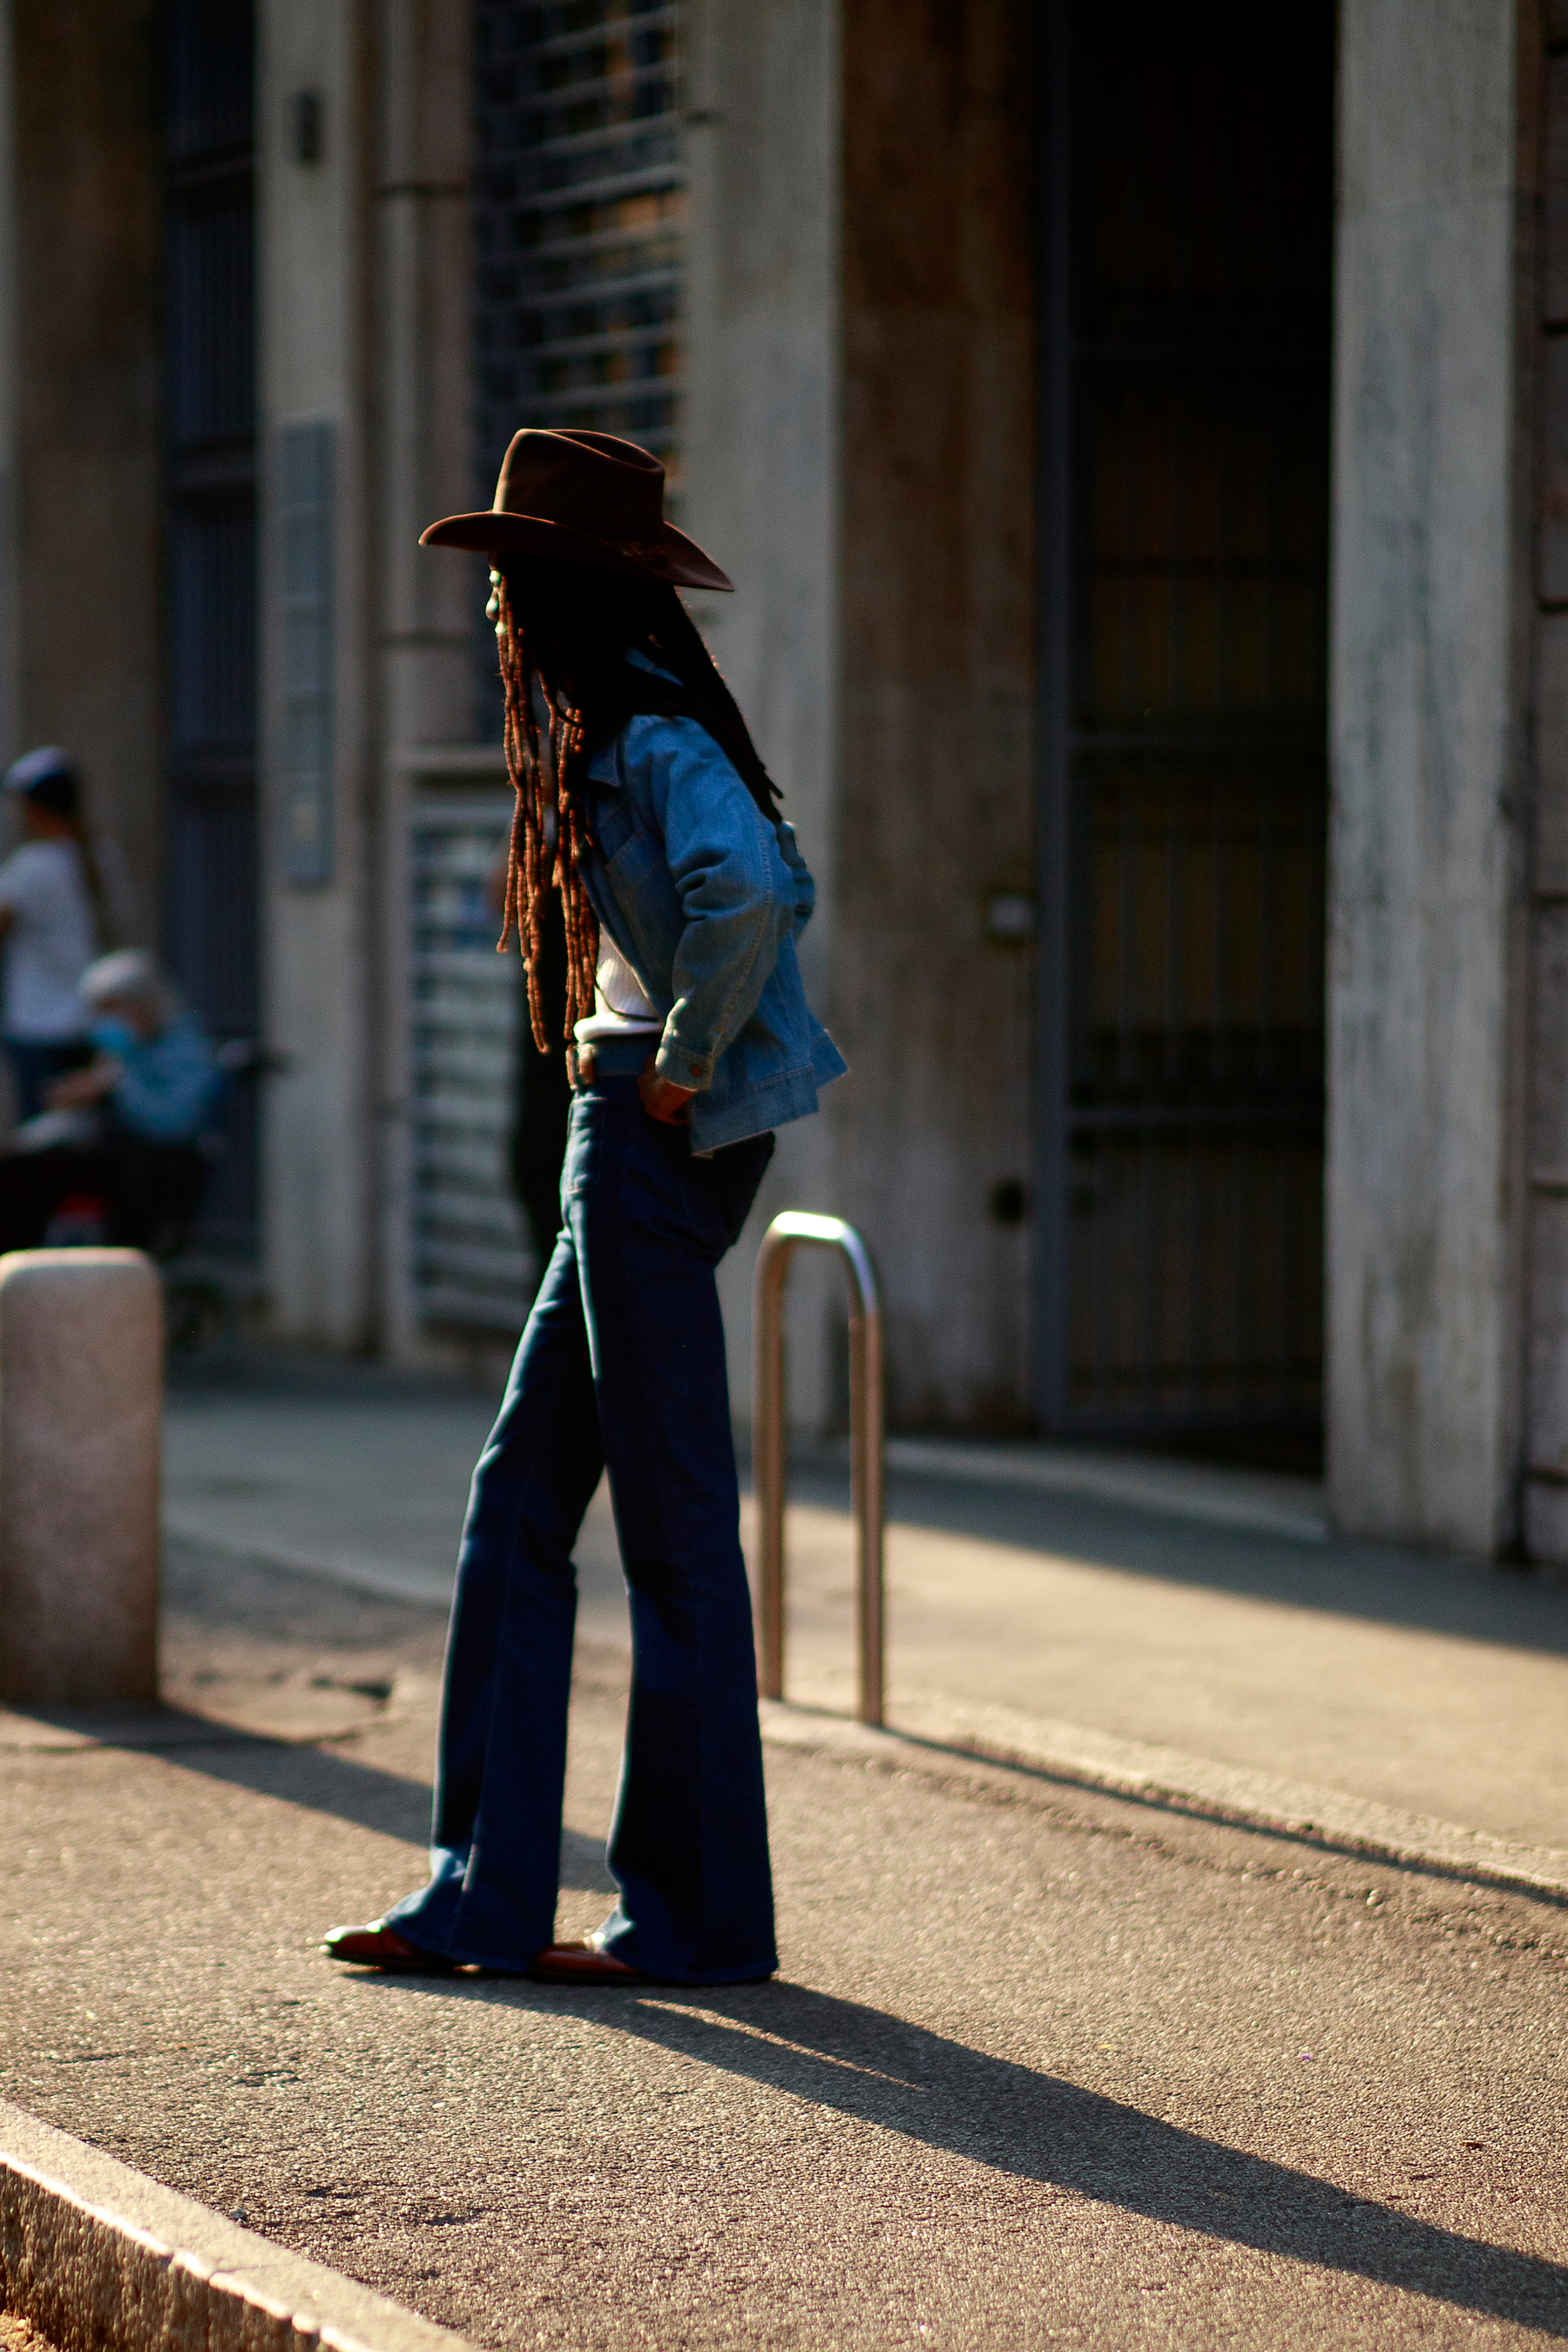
[492,556,782,1056]
[494,571,600,1052]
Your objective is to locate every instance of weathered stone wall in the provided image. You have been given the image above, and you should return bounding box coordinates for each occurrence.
[688,0,1034,1434]
[685,0,844,1429]
[369,0,476,1362]
[10,0,162,933]
[1328,0,1538,1551]
[255,0,474,1356]
[1524,0,1568,1557]
[832,0,1036,1427]
[256,0,377,1347]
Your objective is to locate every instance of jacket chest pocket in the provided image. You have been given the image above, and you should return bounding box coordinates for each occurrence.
[594,794,659,889]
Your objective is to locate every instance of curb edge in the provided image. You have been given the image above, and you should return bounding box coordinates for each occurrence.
[0,2101,476,2352]
[758,1699,1568,1906]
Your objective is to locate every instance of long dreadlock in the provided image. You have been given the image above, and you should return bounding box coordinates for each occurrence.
[492,557,782,1053]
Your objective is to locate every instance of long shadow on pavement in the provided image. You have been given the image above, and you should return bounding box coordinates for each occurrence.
[52,1720,1568,1916]
[166,1732,614,1892]
[354,1970,1568,2335]
[36,1702,1565,2322]
[7,1711,616,1894]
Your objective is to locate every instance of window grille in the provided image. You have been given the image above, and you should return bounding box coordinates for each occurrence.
[409,799,533,1334]
[474,0,684,498]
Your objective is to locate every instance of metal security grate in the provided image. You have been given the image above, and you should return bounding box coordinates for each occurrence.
[410,799,534,1333]
[1037,1,1333,1447]
[473,0,684,496]
[162,0,260,1255]
[421,0,686,1335]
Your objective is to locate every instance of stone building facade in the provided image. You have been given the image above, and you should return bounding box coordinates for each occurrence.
[0,0,1563,1561]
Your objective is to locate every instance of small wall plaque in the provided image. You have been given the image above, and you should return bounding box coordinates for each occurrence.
[277,420,335,886]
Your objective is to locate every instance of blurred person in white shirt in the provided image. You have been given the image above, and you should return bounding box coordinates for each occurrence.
[0,747,105,1119]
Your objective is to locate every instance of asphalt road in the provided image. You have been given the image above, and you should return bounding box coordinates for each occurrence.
[3,1542,1568,2349]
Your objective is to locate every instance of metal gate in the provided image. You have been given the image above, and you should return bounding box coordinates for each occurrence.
[411,0,686,1336]
[474,0,683,488]
[409,792,532,1332]
[474,0,684,740]
[1037,1,1333,1447]
[162,0,260,1254]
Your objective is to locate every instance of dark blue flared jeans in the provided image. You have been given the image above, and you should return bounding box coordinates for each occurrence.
[386,1072,777,1983]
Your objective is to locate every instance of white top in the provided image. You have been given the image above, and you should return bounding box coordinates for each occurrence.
[0,839,96,1040]
[573,934,662,1044]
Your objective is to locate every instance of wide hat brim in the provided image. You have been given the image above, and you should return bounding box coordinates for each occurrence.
[419,508,733,593]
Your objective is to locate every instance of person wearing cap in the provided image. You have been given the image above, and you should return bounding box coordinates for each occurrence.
[325,429,847,1989]
[0,747,101,1120]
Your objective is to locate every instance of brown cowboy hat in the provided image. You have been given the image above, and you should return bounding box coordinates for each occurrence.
[419,428,733,592]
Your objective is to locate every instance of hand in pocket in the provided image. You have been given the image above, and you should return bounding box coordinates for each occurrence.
[638,1054,696,1126]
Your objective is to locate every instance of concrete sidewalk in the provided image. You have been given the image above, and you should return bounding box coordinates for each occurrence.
[6,1533,1568,2348]
[165,1350,1568,1868]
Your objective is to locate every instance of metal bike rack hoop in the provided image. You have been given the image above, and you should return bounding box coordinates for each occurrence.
[753,1211,885,1727]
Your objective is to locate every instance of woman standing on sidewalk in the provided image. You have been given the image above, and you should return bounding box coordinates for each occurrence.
[325,429,845,1986]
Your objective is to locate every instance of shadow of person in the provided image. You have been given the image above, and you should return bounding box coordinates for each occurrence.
[16,1716,618,1891]
[348,1971,1568,2333]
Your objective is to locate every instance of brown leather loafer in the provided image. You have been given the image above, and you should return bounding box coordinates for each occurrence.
[529,1937,645,1984]
[321,1919,457,1973]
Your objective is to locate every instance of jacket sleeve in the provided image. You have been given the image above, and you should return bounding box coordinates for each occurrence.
[645,721,801,1092]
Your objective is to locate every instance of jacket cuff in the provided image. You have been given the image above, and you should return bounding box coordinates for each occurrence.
[656,1031,713,1092]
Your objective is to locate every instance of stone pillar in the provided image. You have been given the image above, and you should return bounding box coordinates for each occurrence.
[1328,0,1538,1552]
[9,0,162,931]
[1521,0,1568,1558]
[257,0,377,1349]
[686,0,1036,1435]
[684,0,843,1429]
[370,0,475,1361]
[0,1251,161,1707]
[833,0,1035,1429]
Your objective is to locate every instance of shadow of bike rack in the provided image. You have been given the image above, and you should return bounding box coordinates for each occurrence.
[753,1211,885,1727]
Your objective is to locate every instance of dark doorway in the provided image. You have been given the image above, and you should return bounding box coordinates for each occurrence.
[160,0,260,1254]
[1036,3,1333,1462]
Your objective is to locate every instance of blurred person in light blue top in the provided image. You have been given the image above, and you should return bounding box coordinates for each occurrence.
[0,948,220,1253]
[68,949,221,1142]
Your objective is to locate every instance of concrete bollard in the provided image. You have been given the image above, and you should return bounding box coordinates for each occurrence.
[0,1249,162,1707]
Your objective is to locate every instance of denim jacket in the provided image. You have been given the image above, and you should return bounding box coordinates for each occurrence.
[580,708,848,1151]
